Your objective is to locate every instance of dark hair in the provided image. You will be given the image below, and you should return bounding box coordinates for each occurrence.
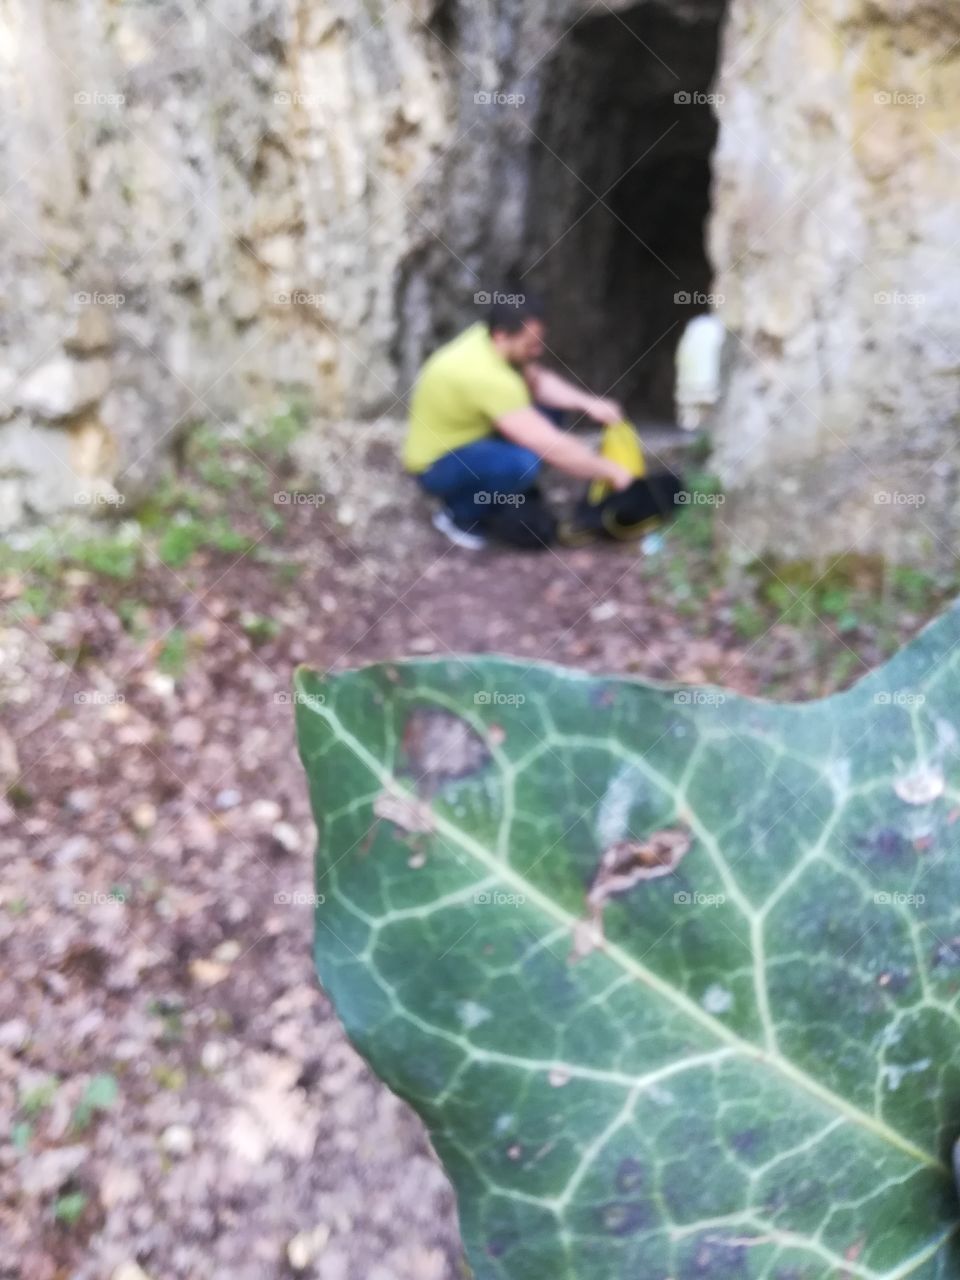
[486,290,545,335]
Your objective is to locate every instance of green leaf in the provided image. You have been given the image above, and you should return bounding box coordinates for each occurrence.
[294,606,960,1279]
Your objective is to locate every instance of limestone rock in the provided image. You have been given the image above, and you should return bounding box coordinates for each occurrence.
[18,359,111,421]
[65,307,113,355]
[709,0,960,566]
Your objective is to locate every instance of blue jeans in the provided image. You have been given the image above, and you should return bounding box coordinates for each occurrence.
[418,438,542,529]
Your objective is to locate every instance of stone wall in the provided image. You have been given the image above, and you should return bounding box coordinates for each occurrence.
[0,0,453,525]
[709,0,960,568]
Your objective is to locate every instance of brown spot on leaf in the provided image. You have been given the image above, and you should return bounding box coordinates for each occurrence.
[572,826,692,958]
[588,828,692,909]
[401,708,491,795]
[373,788,435,834]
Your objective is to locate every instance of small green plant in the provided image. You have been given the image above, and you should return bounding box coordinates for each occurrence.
[151,1063,186,1091]
[69,534,141,581]
[11,1120,32,1151]
[156,628,189,678]
[147,997,185,1043]
[156,515,251,569]
[72,1073,119,1132]
[53,1192,88,1226]
[730,601,769,641]
[116,600,148,637]
[239,612,281,644]
[247,402,308,457]
[20,1077,59,1118]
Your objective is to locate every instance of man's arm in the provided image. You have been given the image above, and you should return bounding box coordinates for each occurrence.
[524,364,623,425]
[496,408,632,490]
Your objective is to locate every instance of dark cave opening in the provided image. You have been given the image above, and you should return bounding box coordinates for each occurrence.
[520,0,729,425]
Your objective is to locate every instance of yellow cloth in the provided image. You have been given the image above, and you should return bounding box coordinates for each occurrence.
[587,419,647,504]
[403,324,532,473]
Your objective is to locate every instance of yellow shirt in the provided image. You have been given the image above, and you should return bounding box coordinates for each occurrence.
[403,324,532,473]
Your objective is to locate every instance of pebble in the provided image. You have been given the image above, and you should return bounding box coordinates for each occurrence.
[215,789,242,811]
[171,716,205,748]
[287,1224,331,1270]
[100,1165,142,1207]
[130,802,157,832]
[54,835,90,865]
[160,1125,194,1157]
[201,1041,227,1072]
[271,821,301,853]
[113,1262,153,1280]
[189,959,230,987]
[0,1018,29,1052]
[65,788,95,815]
[143,672,176,698]
[249,799,282,824]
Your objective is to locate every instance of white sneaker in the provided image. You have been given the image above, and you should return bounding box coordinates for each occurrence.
[432,509,488,551]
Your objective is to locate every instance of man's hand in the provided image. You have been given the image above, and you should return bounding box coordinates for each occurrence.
[583,396,624,425]
[526,366,625,424]
[497,408,635,490]
[598,460,634,492]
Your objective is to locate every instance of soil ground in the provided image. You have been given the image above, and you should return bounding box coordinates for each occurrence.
[0,418,945,1280]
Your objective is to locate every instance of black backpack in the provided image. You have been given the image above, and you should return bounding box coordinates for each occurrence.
[560,472,683,545]
[482,488,558,550]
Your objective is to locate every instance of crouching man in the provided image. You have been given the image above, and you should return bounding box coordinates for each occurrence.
[402,296,633,549]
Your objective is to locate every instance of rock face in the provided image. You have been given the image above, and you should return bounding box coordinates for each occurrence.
[0,0,453,525]
[709,0,960,568]
[2,0,958,565]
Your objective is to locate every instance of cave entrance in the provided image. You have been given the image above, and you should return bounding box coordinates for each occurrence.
[521,0,729,425]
